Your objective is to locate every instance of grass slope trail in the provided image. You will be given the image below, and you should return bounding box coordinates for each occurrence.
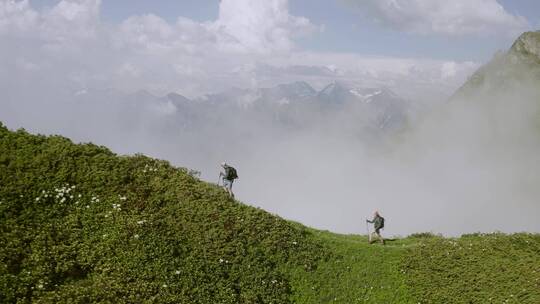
[288,231,414,303]
[0,124,325,303]
[290,232,540,304]
[1,123,539,303]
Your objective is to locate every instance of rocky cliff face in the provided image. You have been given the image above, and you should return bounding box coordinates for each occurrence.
[452,31,540,101]
[509,31,540,63]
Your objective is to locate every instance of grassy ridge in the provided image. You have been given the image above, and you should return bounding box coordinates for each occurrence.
[287,232,540,304]
[1,123,539,303]
[288,231,414,303]
[0,124,326,303]
[403,233,540,303]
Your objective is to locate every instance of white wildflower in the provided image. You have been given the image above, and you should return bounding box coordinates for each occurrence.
[134,234,139,239]
[162,284,167,288]
[219,258,224,263]
[175,270,180,275]
[37,284,43,289]
[292,241,297,245]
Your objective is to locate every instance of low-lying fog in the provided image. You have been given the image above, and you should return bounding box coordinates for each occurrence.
[2,76,539,237]
[2,0,538,237]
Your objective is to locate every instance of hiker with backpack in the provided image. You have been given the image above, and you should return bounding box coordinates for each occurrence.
[218,162,238,198]
[366,211,385,245]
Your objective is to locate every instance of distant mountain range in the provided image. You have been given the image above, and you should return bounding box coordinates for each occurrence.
[73,80,416,136]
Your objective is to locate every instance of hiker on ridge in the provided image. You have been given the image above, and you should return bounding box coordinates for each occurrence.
[366,211,385,245]
[219,162,238,198]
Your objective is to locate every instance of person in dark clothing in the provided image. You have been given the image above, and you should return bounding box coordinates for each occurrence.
[366,211,385,245]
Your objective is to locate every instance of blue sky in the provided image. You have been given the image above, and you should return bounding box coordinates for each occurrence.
[28,0,540,61]
[4,1,539,235]
[5,0,536,99]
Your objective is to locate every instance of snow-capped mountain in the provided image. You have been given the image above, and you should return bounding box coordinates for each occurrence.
[69,80,415,137]
[259,81,317,105]
[311,81,411,130]
[317,81,355,103]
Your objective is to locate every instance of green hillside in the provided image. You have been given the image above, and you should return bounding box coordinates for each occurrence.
[1,123,539,303]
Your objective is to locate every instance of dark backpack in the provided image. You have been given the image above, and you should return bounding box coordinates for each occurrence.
[226,166,238,180]
[375,216,385,229]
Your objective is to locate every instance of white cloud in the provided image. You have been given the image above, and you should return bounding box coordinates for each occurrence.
[40,0,101,46]
[116,0,315,56]
[345,0,529,36]
[0,0,38,34]
[212,0,316,53]
[0,0,477,100]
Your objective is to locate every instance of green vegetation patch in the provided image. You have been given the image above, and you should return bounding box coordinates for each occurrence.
[402,233,540,303]
[1,123,539,303]
[0,123,326,303]
[287,231,414,303]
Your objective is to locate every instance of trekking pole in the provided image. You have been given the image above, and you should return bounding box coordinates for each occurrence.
[366,220,370,242]
[365,220,369,235]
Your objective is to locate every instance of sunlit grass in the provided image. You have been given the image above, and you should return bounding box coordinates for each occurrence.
[1,123,539,303]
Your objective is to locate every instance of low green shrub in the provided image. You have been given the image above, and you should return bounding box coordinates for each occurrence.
[0,123,325,303]
[402,233,540,303]
[2,123,539,303]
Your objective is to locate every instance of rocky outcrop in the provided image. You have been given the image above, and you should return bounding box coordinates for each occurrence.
[451,31,540,101]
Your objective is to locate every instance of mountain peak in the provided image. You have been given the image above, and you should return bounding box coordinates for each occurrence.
[452,31,540,101]
[130,89,157,101]
[318,81,349,96]
[275,81,316,97]
[166,92,192,104]
[509,31,540,61]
